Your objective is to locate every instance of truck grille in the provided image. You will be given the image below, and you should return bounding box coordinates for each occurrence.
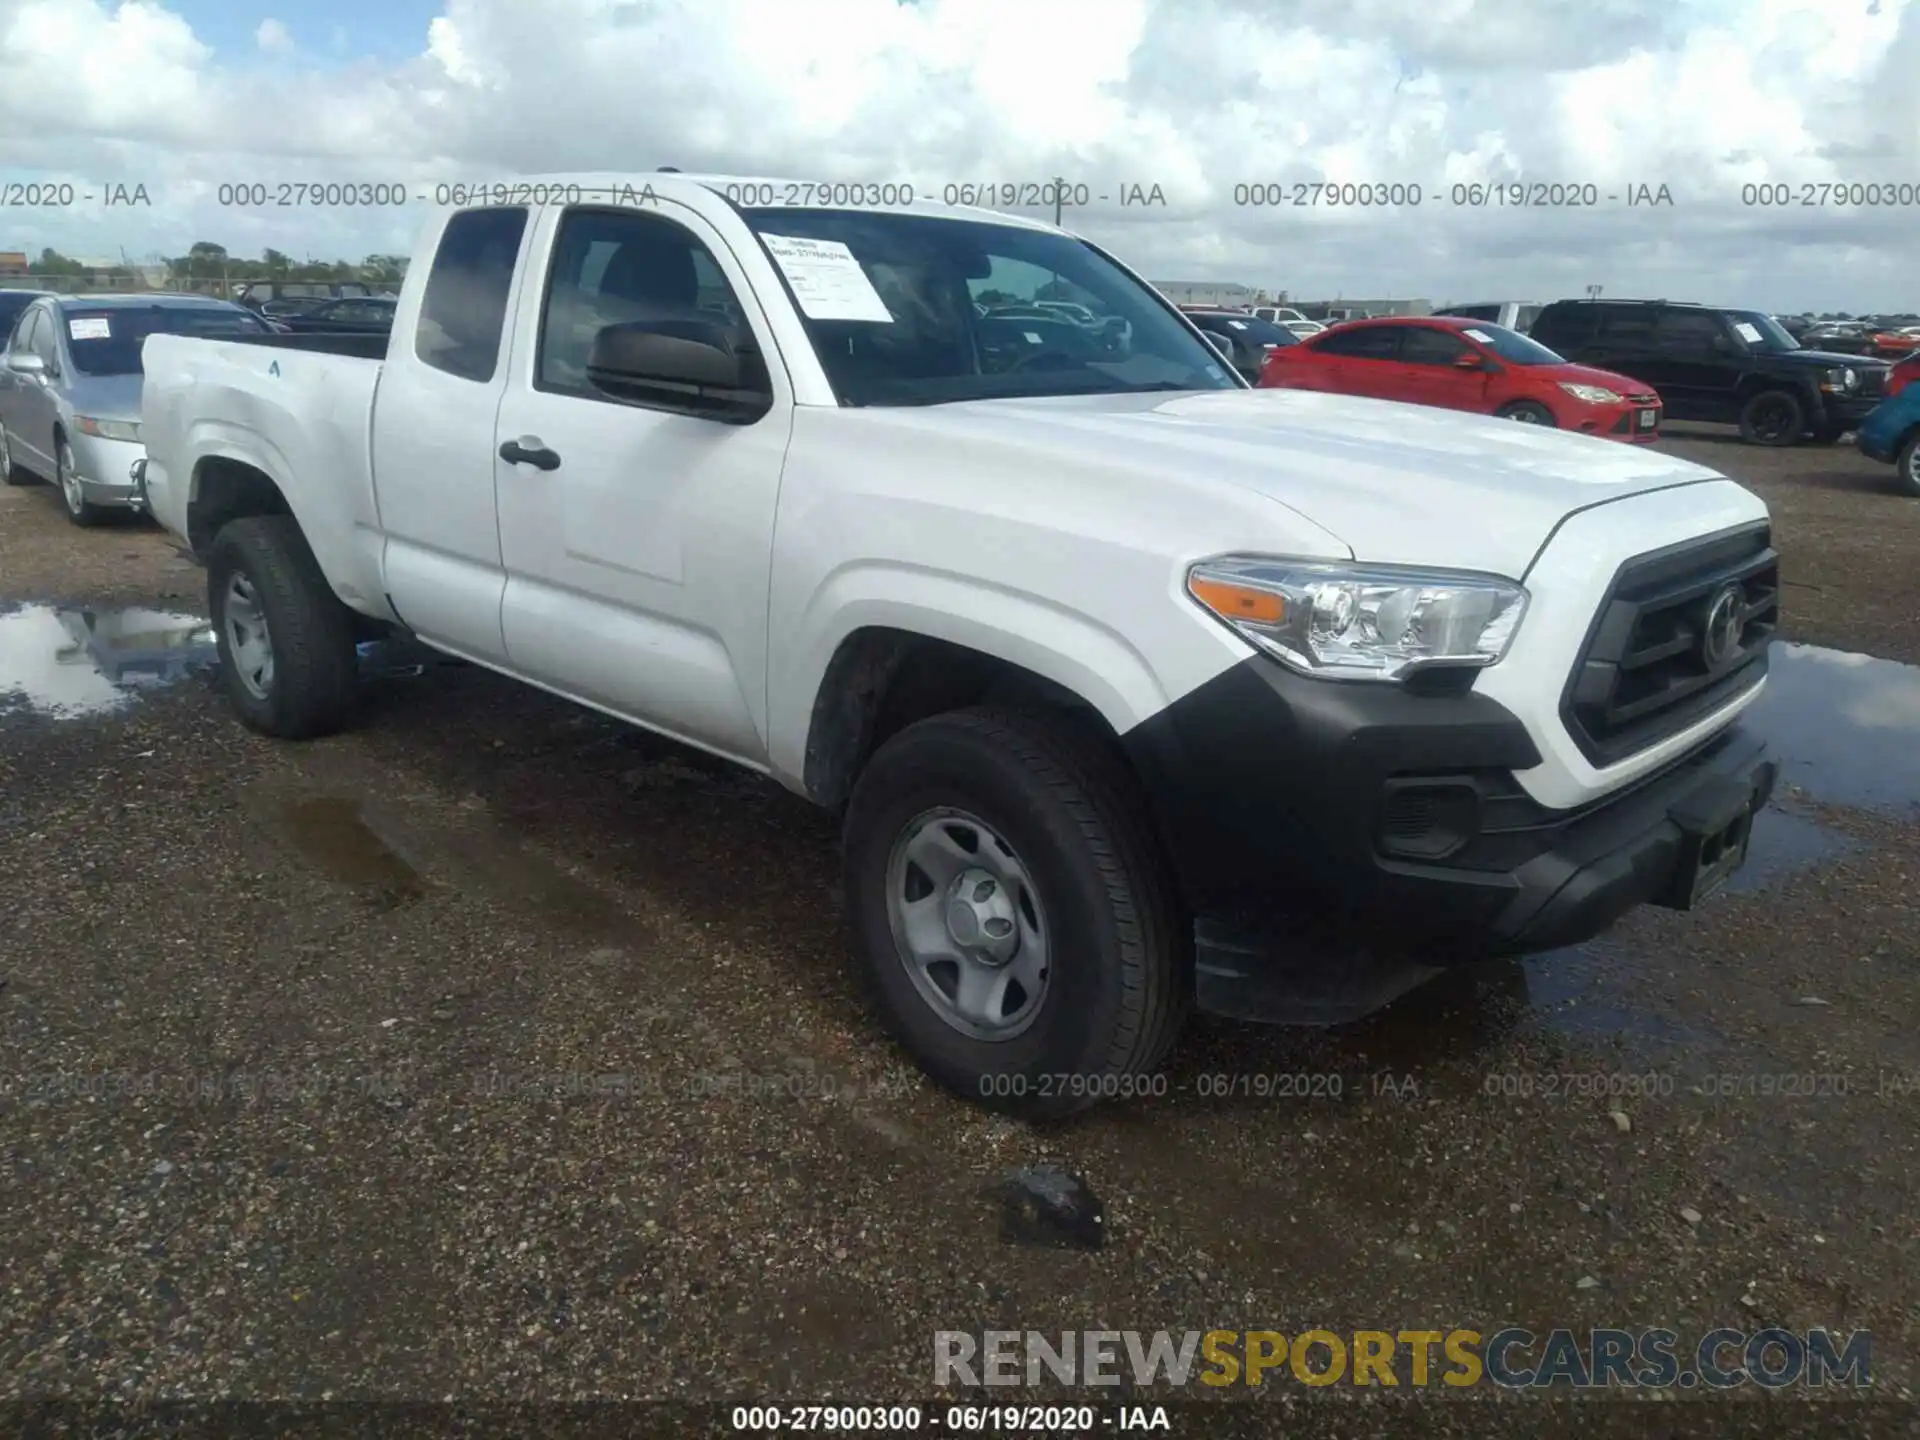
[1858,369,1885,399]
[1561,523,1777,767]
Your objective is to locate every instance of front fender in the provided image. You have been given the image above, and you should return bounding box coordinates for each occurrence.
[767,560,1249,790]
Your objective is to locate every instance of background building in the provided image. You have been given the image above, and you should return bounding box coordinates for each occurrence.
[1152,280,1259,307]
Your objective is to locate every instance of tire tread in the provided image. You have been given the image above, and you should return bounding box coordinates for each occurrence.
[208,515,358,739]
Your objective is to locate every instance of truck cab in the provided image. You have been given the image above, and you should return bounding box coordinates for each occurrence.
[138,175,1780,1115]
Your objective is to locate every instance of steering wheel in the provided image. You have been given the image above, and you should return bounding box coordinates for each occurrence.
[1005,349,1080,375]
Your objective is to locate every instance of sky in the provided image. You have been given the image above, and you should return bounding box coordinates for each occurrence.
[1,0,1916,310]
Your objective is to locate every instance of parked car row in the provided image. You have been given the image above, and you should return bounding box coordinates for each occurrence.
[1257,298,1894,450]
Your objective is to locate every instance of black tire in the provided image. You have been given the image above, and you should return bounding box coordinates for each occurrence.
[1897,432,1920,498]
[55,437,105,526]
[842,706,1188,1119]
[1495,401,1556,426]
[206,515,359,738]
[0,422,37,486]
[1738,389,1805,446]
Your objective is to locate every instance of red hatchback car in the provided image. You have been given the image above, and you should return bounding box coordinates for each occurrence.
[1259,315,1664,442]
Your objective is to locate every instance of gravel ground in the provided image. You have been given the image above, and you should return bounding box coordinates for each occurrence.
[3,433,1919,1436]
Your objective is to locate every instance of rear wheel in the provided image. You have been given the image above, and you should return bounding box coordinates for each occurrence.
[55,438,105,526]
[1738,390,1804,446]
[1897,432,1920,498]
[842,706,1188,1118]
[1495,400,1556,426]
[206,515,359,738]
[0,422,32,486]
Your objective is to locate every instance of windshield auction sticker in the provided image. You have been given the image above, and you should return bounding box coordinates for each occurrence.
[69,317,111,340]
[759,234,895,323]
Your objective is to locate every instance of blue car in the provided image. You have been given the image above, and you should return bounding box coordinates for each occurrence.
[1856,381,1920,496]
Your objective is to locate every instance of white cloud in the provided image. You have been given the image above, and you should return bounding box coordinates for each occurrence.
[0,0,1913,307]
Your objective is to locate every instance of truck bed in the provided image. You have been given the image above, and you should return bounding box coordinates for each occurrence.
[229,330,391,360]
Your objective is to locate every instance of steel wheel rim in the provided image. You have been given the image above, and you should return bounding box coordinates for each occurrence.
[223,571,275,700]
[0,424,11,477]
[1508,408,1543,424]
[885,806,1051,1041]
[1907,445,1920,488]
[59,443,82,513]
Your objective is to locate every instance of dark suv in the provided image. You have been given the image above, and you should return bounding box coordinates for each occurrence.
[1529,299,1889,445]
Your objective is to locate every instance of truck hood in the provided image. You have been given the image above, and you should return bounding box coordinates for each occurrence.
[874,387,1731,577]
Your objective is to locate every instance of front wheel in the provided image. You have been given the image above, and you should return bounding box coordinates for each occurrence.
[206,515,360,738]
[1495,400,1556,426]
[1738,389,1805,446]
[842,707,1188,1118]
[1897,432,1920,498]
[56,438,105,526]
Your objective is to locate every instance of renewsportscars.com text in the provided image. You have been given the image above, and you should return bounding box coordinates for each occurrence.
[934,1328,1871,1390]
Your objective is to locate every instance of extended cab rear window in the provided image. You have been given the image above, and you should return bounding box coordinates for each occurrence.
[415,206,529,383]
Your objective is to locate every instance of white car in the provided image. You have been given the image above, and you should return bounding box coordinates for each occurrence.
[1253,306,1309,326]
[139,173,1781,1115]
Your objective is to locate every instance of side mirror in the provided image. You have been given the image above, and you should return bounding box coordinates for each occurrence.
[7,353,46,378]
[1203,333,1234,359]
[1452,352,1484,370]
[586,318,771,423]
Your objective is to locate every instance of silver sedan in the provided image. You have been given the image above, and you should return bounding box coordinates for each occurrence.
[0,293,272,526]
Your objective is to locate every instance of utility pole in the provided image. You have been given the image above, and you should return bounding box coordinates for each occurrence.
[1053,174,1066,227]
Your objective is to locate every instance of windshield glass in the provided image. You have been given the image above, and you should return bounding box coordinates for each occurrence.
[1725,310,1799,352]
[63,305,269,376]
[738,208,1238,405]
[1457,323,1566,365]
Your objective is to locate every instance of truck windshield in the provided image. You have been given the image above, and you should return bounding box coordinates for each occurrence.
[64,305,270,376]
[738,208,1239,406]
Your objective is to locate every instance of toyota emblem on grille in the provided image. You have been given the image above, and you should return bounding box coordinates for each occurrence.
[1701,583,1744,669]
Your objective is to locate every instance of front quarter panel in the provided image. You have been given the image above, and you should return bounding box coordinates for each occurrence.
[764,407,1351,790]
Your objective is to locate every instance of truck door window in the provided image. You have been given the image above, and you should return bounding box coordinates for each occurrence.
[414,206,529,384]
[536,207,750,400]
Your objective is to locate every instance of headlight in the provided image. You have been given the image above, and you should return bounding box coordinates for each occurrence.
[74,416,140,442]
[1186,557,1528,681]
[1822,367,1858,391]
[1557,382,1621,404]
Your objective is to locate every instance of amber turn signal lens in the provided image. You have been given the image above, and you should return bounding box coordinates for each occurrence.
[1188,576,1285,625]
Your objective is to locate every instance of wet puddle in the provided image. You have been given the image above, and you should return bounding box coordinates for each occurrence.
[0,602,444,720]
[278,797,428,907]
[0,604,215,718]
[1744,641,1920,813]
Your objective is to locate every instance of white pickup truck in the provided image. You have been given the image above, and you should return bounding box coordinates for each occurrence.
[139,173,1780,1114]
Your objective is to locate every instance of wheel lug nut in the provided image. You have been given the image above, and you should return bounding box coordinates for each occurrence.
[973,879,995,902]
[984,918,1013,939]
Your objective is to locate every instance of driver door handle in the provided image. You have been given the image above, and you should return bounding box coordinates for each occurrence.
[499,437,561,471]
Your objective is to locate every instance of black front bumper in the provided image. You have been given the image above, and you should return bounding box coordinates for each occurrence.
[1823,390,1884,425]
[1121,657,1775,1024]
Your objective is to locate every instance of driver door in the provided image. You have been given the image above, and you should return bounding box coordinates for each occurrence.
[493,200,793,765]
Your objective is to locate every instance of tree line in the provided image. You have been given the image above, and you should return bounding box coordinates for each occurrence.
[20,242,408,284]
